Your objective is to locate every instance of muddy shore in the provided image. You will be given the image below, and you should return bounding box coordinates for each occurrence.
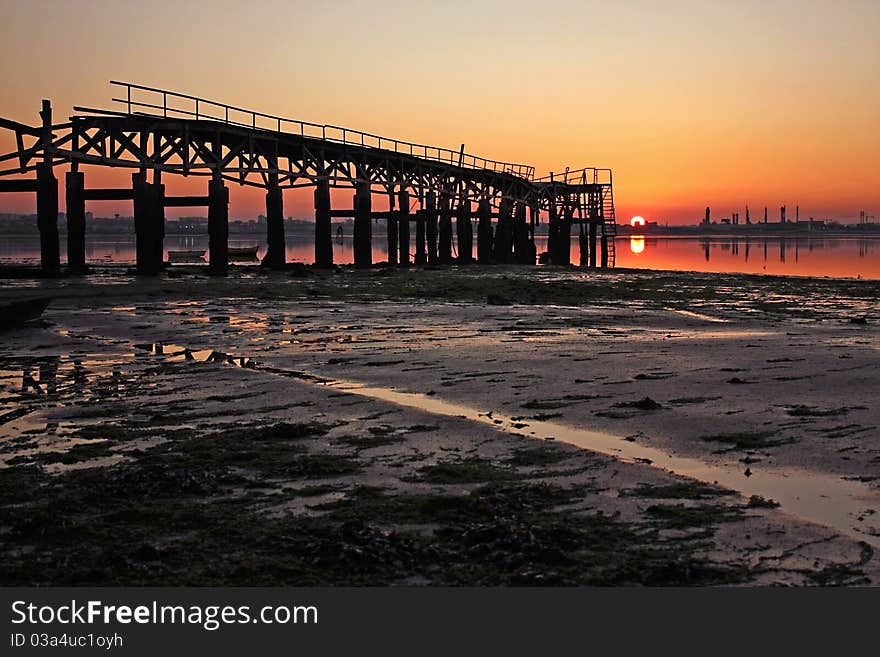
[1,264,878,585]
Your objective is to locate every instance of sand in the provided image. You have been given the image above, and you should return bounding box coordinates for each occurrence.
[0,264,878,585]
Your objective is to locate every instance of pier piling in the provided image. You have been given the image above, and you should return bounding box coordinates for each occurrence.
[36,163,60,276]
[386,190,398,266]
[262,184,286,269]
[414,206,426,265]
[456,189,472,264]
[353,180,372,268]
[513,201,530,264]
[588,221,598,268]
[398,189,410,265]
[477,198,493,263]
[495,197,513,263]
[65,170,86,274]
[425,190,438,264]
[314,178,333,268]
[208,176,229,276]
[152,179,165,271]
[132,173,155,275]
[438,193,453,264]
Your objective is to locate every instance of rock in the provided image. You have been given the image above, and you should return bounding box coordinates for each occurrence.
[288,263,311,277]
[616,397,663,410]
[747,495,779,508]
[487,294,513,306]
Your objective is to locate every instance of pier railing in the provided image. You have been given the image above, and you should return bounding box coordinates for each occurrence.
[110,81,535,180]
[532,167,613,186]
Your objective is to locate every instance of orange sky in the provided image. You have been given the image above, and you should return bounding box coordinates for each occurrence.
[0,0,877,224]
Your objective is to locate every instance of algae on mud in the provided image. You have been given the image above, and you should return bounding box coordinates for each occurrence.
[1,264,879,585]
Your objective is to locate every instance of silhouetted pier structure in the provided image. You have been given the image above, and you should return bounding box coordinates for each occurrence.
[0,82,616,276]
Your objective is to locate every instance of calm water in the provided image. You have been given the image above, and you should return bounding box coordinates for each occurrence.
[2,233,879,279]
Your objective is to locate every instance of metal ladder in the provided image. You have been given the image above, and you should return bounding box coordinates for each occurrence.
[601,183,617,267]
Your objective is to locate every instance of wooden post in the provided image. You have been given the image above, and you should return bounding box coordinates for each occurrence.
[557,199,572,266]
[579,224,588,267]
[36,164,60,276]
[600,229,609,268]
[588,221,598,268]
[528,202,538,265]
[414,206,426,265]
[398,188,410,265]
[353,180,372,268]
[547,196,559,264]
[132,172,152,275]
[208,176,229,275]
[262,184,286,269]
[456,190,472,264]
[65,170,86,274]
[513,201,530,264]
[36,100,60,276]
[599,196,609,268]
[152,179,165,271]
[425,190,437,264]
[495,197,513,263]
[386,190,398,265]
[477,198,493,263]
[314,178,333,267]
[438,192,453,264]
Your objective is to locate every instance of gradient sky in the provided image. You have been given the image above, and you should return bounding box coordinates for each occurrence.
[0,0,877,224]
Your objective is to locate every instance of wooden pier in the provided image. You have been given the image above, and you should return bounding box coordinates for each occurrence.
[0,82,617,275]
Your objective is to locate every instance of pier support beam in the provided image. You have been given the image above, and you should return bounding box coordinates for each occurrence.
[588,221,598,268]
[262,184,286,269]
[414,206,426,265]
[133,173,156,275]
[314,178,333,268]
[36,100,60,276]
[153,179,165,269]
[513,201,530,264]
[208,176,229,276]
[456,190,472,264]
[353,181,372,268]
[36,163,60,276]
[558,203,572,266]
[65,170,86,274]
[528,203,538,265]
[386,191,398,266]
[425,191,437,264]
[477,198,493,264]
[438,193,453,264]
[547,199,560,265]
[578,225,588,267]
[398,189,410,266]
[494,197,513,263]
[600,225,609,268]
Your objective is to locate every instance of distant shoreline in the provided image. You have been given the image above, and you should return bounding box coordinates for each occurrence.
[616,225,880,238]
[2,229,880,239]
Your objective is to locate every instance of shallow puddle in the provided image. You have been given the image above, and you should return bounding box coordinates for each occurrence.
[4,331,879,548]
[324,378,880,548]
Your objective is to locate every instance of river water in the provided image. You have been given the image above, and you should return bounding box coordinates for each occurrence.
[2,234,879,279]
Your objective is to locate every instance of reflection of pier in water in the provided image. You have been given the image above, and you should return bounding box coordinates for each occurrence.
[693,237,875,265]
[620,235,880,278]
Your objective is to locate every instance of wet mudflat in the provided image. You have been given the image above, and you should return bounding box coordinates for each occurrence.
[1,264,878,585]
